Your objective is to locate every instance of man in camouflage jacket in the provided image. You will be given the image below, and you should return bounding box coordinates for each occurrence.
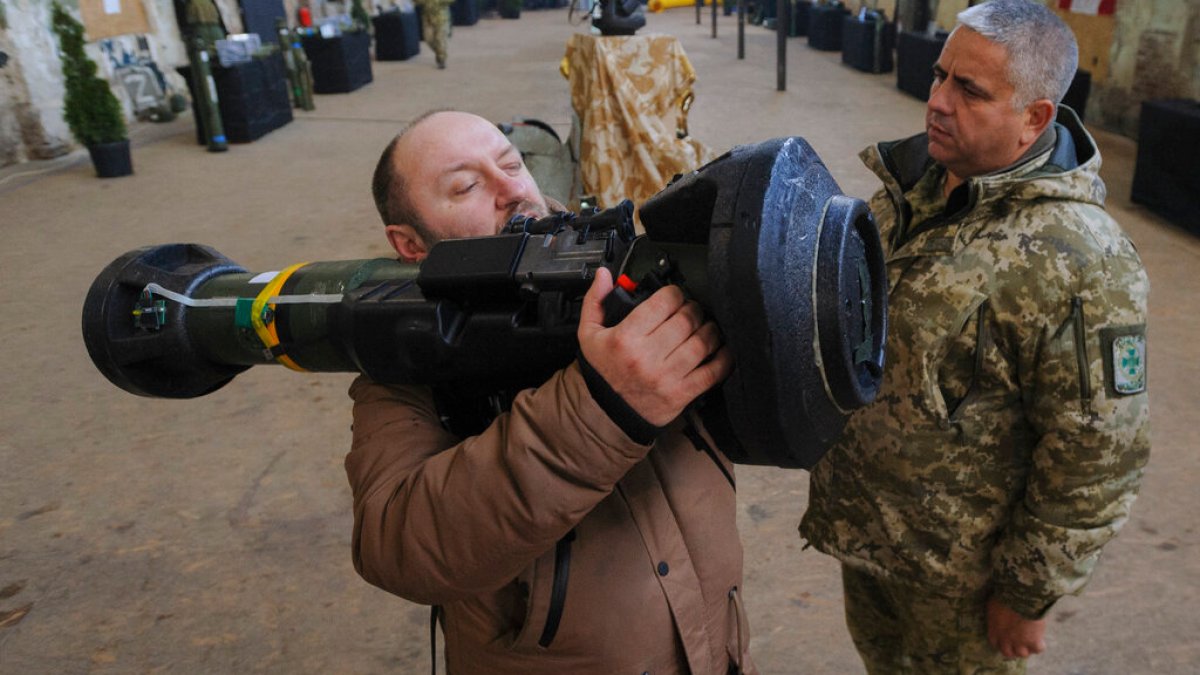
[799,1,1150,672]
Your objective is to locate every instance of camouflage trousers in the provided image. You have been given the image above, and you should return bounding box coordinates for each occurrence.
[421,6,451,67]
[841,565,1026,675]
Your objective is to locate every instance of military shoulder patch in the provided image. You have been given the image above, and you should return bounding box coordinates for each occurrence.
[1101,325,1147,396]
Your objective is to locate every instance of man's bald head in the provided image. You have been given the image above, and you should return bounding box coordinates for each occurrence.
[371,109,449,241]
[370,110,550,261]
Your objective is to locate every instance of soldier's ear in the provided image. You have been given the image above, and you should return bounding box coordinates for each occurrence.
[386,224,429,262]
[1021,99,1056,146]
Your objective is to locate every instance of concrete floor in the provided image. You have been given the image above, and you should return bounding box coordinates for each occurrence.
[2,8,1198,674]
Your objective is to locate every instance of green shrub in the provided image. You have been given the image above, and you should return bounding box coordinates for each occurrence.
[51,3,127,146]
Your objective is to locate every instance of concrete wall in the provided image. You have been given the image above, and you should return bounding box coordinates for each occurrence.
[1094,0,1200,137]
[1,0,73,164]
[0,0,245,168]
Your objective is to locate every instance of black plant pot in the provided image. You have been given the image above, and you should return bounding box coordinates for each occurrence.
[87,139,133,178]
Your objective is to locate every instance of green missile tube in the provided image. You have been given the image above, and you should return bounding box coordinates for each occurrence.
[187,38,228,152]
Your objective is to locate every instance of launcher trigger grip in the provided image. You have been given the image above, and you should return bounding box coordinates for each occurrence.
[602,271,669,327]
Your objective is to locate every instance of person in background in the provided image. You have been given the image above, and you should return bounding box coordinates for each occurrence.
[799,1,1150,672]
[415,0,453,69]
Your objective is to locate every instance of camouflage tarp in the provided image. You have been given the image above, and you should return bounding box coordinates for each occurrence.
[563,33,715,211]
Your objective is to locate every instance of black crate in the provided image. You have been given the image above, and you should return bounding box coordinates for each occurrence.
[373,10,421,61]
[240,0,288,45]
[1131,99,1200,235]
[759,0,777,25]
[791,1,811,37]
[452,0,479,26]
[808,4,849,51]
[302,30,373,94]
[218,52,293,142]
[896,30,947,101]
[842,14,894,73]
[177,53,293,144]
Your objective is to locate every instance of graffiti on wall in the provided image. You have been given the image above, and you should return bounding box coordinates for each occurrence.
[100,35,185,121]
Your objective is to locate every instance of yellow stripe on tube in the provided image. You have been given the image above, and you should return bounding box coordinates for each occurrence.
[250,261,310,372]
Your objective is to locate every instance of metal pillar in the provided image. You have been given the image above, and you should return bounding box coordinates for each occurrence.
[737,0,745,59]
[776,0,787,91]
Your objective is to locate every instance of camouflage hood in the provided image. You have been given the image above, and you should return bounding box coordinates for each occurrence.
[863,106,1107,242]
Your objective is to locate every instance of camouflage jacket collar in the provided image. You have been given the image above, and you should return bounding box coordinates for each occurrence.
[860,106,1107,259]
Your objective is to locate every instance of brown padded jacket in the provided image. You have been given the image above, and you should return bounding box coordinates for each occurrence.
[345,362,755,674]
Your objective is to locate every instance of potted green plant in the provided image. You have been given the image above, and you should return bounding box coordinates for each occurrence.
[51,3,132,178]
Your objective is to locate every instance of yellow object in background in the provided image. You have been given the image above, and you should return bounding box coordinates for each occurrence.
[563,33,715,212]
[648,0,713,12]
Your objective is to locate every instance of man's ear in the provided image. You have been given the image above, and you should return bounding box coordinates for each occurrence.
[1021,99,1057,146]
[385,224,429,262]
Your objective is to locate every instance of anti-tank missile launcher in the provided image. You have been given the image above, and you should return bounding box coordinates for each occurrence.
[82,137,887,469]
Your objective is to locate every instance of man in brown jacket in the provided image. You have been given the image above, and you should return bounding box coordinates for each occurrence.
[347,110,755,674]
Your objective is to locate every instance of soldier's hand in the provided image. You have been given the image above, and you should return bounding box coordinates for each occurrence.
[986,596,1047,659]
[578,267,732,428]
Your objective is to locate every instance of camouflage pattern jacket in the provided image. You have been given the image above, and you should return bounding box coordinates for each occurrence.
[800,108,1150,619]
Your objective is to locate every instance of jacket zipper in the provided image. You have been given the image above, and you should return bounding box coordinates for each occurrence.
[537,529,575,648]
[1070,296,1093,413]
[1051,297,1094,413]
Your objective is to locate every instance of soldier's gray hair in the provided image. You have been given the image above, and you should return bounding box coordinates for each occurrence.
[956,0,1078,111]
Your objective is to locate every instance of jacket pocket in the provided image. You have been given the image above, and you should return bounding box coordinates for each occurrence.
[1053,296,1093,414]
[927,291,989,425]
[947,300,990,423]
[537,530,575,648]
[507,531,576,652]
[1070,296,1093,413]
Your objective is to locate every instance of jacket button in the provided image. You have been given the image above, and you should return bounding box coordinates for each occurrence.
[657,561,669,576]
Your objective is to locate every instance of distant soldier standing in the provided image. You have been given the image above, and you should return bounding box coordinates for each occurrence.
[416,0,453,69]
[800,1,1151,673]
